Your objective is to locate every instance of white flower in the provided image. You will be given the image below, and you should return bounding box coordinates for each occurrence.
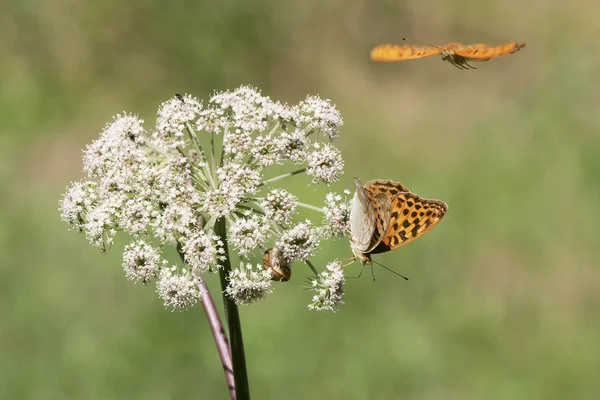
[261,189,297,225]
[223,129,253,156]
[152,201,197,243]
[60,85,351,312]
[308,260,345,312]
[225,263,273,305]
[83,193,127,250]
[277,128,309,164]
[217,163,261,195]
[205,85,274,133]
[122,240,166,283]
[251,135,281,167]
[296,95,343,140]
[322,191,351,237]
[157,266,202,311]
[180,230,225,273]
[229,215,271,257]
[196,105,229,133]
[121,198,157,236]
[155,94,202,149]
[200,186,243,218]
[83,113,147,181]
[306,143,345,185]
[59,180,100,232]
[276,220,322,262]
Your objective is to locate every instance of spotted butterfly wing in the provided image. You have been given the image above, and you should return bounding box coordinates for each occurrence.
[369,191,448,255]
[453,41,526,61]
[350,178,392,263]
[370,44,440,62]
[364,179,411,196]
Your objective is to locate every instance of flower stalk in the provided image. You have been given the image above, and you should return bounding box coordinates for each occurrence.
[175,245,236,399]
[215,217,251,400]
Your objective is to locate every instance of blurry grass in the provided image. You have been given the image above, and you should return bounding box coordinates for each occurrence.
[2,0,600,399]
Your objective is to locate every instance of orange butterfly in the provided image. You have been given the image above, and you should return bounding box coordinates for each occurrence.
[370,41,526,70]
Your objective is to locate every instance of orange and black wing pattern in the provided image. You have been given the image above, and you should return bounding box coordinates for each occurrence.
[369,192,448,255]
[370,44,440,62]
[453,41,526,61]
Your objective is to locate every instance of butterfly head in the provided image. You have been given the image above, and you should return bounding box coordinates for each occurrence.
[350,246,372,265]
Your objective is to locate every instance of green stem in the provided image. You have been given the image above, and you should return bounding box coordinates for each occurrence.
[185,122,216,188]
[258,168,306,187]
[220,127,228,167]
[304,259,320,278]
[295,201,324,213]
[215,217,251,400]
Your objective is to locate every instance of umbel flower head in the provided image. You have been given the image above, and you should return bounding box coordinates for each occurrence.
[60,85,352,312]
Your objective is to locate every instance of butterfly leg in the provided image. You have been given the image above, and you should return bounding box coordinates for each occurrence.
[341,256,357,269]
[449,60,467,70]
[464,61,477,69]
[346,263,366,279]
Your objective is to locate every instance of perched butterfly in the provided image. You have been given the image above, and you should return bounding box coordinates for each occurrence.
[370,41,526,70]
[349,178,448,269]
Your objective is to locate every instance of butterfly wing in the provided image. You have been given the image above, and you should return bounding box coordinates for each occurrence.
[350,178,376,252]
[364,191,392,252]
[364,179,411,195]
[370,44,440,62]
[454,41,526,61]
[370,191,448,255]
[363,179,408,252]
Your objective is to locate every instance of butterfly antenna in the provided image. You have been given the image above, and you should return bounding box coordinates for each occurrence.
[371,259,409,281]
[370,264,376,282]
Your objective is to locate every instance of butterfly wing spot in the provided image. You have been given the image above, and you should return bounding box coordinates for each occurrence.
[364,192,392,253]
[351,178,448,262]
[365,179,411,195]
[371,192,448,254]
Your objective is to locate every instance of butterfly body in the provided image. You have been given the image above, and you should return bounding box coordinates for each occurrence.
[370,41,525,69]
[349,178,448,265]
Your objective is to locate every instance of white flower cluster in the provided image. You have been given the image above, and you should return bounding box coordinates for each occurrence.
[60,86,351,311]
[276,220,323,263]
[261,189,297,225]
[157,266,203,311]
[308,261,345,313]
[322,190,352,237]
[225,263,273,306]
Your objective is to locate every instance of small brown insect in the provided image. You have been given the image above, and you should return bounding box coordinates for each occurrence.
[370,40,526,70]
[263,248,291,282]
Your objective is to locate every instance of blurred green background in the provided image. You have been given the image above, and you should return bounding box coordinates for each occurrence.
[2,0,600,399]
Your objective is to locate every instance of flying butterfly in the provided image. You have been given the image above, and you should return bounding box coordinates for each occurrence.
[348,178,448,277]
[370,40,526,70]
